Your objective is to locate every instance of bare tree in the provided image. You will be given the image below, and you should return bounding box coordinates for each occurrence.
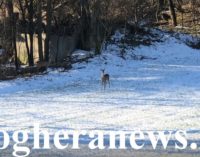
[18,0,31,66]
[168,0,177,26]
[37,0,44,61]
[25,0,34,66]
[6,0,18,69]
[45,0,53,62]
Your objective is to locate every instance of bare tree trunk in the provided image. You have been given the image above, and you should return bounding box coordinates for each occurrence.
[168,0,177,26]
[5,0,13,53]
[92,0,101,54]
[6,0,19,70]
[156,0,164,22]
[13,24,19,70]
[25,0,34,66]
[28,0,34,66]
[18,0,31,65]
[55,36,60,64]
[80,0,91,50]
[45,0,52,62]
[37,0,44,61]
[13,16,18,70]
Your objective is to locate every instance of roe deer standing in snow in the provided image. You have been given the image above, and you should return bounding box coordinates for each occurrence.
[101,69,110,90]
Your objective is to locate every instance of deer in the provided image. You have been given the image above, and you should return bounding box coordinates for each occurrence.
[101,69,110,90]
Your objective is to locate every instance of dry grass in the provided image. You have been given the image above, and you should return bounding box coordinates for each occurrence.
[158,4,200,37]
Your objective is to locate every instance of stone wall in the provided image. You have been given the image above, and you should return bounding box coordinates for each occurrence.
[16,33,79,64]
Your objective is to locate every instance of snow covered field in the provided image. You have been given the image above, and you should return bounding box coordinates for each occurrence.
[0,30,200,141]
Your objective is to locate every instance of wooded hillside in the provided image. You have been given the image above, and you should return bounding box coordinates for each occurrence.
[0,0,199,77]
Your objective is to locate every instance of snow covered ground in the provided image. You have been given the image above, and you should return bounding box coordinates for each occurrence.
[0,30,200,141]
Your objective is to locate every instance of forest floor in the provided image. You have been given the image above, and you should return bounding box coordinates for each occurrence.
[0,29,200,156]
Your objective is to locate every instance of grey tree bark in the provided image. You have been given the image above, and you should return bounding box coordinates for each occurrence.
[168,0,177,26]
[37,0,44,62]
[6,0,18,69]
[45,0,52,62]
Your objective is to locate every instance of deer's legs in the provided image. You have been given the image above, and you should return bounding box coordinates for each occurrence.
[108,80,110,88]
[101,81,105,90]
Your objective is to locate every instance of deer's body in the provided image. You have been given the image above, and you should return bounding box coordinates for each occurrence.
[101,69,110,90]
